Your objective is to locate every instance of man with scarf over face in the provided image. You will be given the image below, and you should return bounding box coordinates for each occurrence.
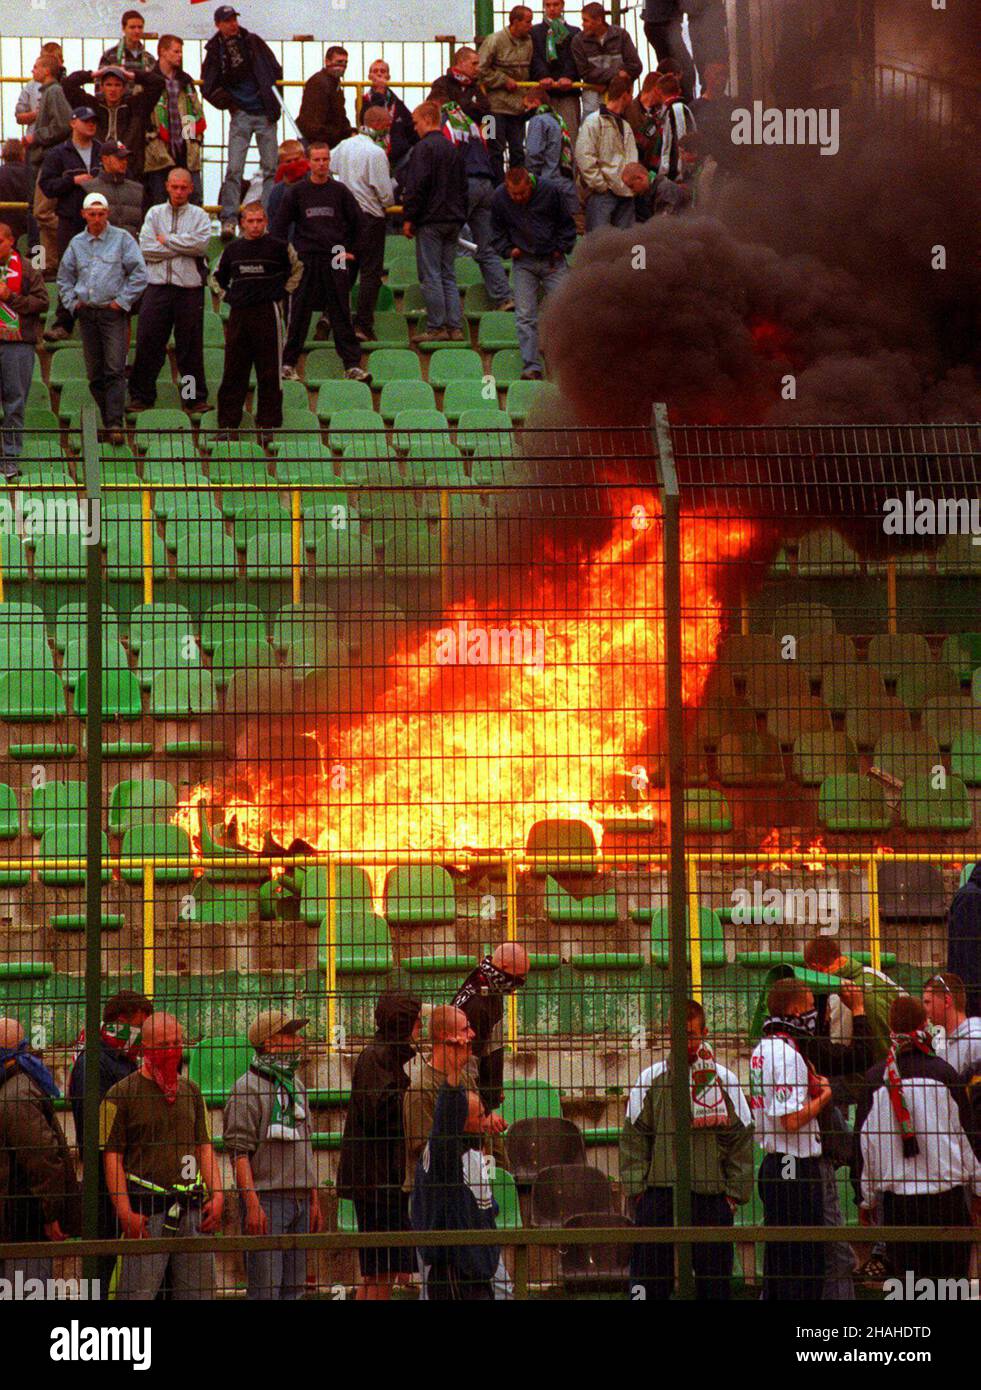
[67,990,152,1298]
[102,1012,223,1300]
[855,995,981,1288]
[338,994,422,1299]
[0,1017,79,1293]
[621,1000,753,1299]
[452,943,530,1113]
[749,978,834,1299]
[225,1010,322,1300]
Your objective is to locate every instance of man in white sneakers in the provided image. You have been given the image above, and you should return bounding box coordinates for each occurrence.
[749,977,833,1300]
[330,107,396,343]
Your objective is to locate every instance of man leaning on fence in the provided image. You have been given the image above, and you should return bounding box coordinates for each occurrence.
[224,1010,322,1301]
[0,221,48,481]
[621,1000,753,1300]
[0,1016,79,1296]
[101,1012,223,1300]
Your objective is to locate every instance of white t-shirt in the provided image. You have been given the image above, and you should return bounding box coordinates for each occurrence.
[749,1035,821,1159]
[935,1015,981,1076]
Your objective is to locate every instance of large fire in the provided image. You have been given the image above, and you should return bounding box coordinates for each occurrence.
[176,493,758,860]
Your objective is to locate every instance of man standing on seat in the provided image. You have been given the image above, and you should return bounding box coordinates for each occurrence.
[572,4,643,117]
[100,10,151,77]
[202,6,283,241]
[101,1012,223,1300]
[56,192,147,443]
[297,46,353,150]
[143,36,207,207]
[401,102,468,344]
[270,142,370,383]
[478,6,535,181]
[213,201,302,435]
[40,107,103,343]
[330,107,397,343]
[129,167,211,413]
[530,0,583,146]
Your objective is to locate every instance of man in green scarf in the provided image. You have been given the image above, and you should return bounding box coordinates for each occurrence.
[530,0,584,145]
[225,1010,322,1299]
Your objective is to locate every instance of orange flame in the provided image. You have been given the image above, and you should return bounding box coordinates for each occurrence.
[756,829,829,873]
[176,497,759,861]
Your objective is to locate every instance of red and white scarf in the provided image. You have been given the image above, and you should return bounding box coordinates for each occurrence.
[0,251,24,342]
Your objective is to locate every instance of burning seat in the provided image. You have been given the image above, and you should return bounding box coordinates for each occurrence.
[525,819,598,877]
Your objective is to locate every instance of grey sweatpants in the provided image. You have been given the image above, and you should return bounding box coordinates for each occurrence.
[114,1206,215,1301]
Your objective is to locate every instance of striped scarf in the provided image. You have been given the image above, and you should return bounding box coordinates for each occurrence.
[884,1029,934,1158]
[545,17,570,63]
[0,251,24,341]
[689,1041,729,1127]
[362,124,392,156]
[440,100,487,148]
[532,103,573,172]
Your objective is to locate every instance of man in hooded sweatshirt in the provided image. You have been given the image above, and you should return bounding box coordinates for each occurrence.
[337,993,422,1300]
[225,1010,322,1300]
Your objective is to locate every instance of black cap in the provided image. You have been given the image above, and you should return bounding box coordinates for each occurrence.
[100,140,130,158]
[214,5,240,20]
[71,106,98,122]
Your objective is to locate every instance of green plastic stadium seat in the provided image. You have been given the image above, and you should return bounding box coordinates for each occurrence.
[187,1036,253,1105]
[456,407,513,452]
[452,257,484,288]
[383,261,418,292]
[30,533,86,582]
[492,1169,522,1230]
[210,638,278,687]
[477,311,519,351]
[104,527,168,582]
[363,349,420,385]
[109,779,178,835]
[951,731,981,785]
[328,409,384,453]
[505,378,558,422]
[298,864,373,925]
[303,351,348,387]
[352,282,394,314]
[244,529,296,581]
[500,1080,562,1128]
[647,906,726,968]
[818,774,891,831]
[23,407,61,432]
[121,823,193,883]
[174,523,239,580]
[30,780,86,836]
[383,866,457,924]
[866,633,934,685]
[941,633,981,682]
[378,379,436,422]
[794,632,856,677]
[0,785,19,839]
[922,696,981,749]
[384,238,415,268]
[378,517,440,576]
[896,662,962,712]
[359,312,409,350]
[793,731,859,785]
[150,667,217,717]
[545,876,617,924]
[310,520,376,577]
[61,636,128,688]
[229,497,290,551]
[959,864,977,888]
[525,818,598,875]
[937,535,981,576]
[772,602,837,636]
[441,378,494,421]
[48,350,87,387]
[74,670,143,719]
[200,603,268,654]
[315,379,374,423]
[0,533,29,582]
[795,530,861,576]
[128,603,193,654]
[872,731,942,784]
[54,603,118,653]
[844,697,912,749]
[718,730,785,784]
[489,349,526,387]
[39,826,110,886]
[392,409,449,450]
[133,409,192,453]
[462,284,500,319]
[0,671,67,721]
[899,775,973,831]
[202,316,225,346]
[197,409,254,442]
[400,283,427,320]
[427,349,483,390]
[684,788,732,832]
[334,913,394,973]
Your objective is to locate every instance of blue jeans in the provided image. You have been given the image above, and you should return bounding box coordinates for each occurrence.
[0,342,36,464]
[415,225,463,331]
[219,111,279,223]
[512,254,568,371]
[584,190,636,232]
[466,178,511,303]
[243,1193,311,1301]
[77,305,129,427]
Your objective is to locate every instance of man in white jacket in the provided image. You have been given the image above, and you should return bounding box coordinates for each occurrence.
[329,107,396,342]
[575,75,638,232]
[129,167,211,411]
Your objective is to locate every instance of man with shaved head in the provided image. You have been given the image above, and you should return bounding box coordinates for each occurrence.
[453,942,531,1112]
[102,1012,223,1299]
[0,1017,78,1291]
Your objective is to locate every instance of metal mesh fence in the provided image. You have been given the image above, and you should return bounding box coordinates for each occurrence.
[0,376,978,1299]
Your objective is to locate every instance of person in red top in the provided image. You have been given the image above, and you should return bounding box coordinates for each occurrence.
[0,221,48,480]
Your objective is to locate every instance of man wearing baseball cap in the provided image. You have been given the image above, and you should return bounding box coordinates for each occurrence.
[83,141,144,239]
[39,107,103,342]
[224,1010,322,1299]
[202,7,283,240]
[62,58,164,177]
[56,191,147,441]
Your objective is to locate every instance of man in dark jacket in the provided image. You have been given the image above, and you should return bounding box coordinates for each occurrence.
[83,142,144,240]
[338,993,422,1300]
[491,167,575,379]
[642,0,729,104]
[270,142,369,383]
[61,64,164,177]
[402,102,468,343]
[66,989,151,1298]
[949,863,981,1017]
[100,10,151,77]
[39,108,103,341]
[297,46,353,150]
[0,221,48,480]
[572,3,644,117]
[429,49,514,312]
[530,0,583,144]
[201,7,283,240]
[452,943,529,1112]
[0,142,30,245]
[0,1017,79,1291]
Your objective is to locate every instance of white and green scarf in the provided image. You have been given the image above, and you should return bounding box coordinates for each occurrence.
[252,1053,306,1140]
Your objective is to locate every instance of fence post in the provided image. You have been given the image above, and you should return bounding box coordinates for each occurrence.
[141,487,154,605]
[81,406,103,1283]
[474,0,494,41]
[291,488,303,605]
[143,864,155,998]
[440,489,451,611]
[867,854,882,974]
[505,855,518,1052]
[325,860,337,1052]
[653,402,694,1299]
